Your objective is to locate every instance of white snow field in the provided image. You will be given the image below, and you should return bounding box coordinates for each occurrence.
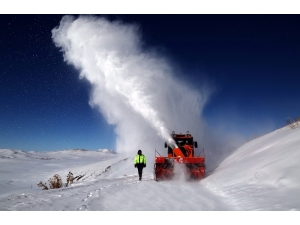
[1,125,300,221]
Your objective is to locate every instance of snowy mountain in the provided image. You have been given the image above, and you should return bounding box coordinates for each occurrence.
[1,125,300,215]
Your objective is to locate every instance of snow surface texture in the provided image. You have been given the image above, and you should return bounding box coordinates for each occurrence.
[1,125,300,212]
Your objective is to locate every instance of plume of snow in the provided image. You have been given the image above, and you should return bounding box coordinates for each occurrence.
[52,15,212,163]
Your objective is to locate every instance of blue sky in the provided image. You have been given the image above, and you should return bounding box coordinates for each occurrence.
[1,14,299,151]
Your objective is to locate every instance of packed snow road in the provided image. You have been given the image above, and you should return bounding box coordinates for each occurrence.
[0,149,234,211]
[0,171,235,211]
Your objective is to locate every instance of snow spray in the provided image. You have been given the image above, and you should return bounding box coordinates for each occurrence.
[52,15,209,153]
[173,163,189,182]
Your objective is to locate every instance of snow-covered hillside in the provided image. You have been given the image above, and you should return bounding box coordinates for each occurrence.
[1,125,300,215]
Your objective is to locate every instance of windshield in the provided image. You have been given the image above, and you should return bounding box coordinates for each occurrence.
[175,138,193,146]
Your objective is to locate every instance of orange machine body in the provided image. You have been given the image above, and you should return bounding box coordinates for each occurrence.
[154,131,205,181]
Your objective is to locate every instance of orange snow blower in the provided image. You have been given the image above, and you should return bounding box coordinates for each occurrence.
[154,131,205,181]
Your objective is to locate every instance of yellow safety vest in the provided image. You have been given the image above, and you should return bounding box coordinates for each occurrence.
[134,154,146,165]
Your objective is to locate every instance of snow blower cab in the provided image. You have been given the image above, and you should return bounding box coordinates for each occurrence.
[154,131,205,181]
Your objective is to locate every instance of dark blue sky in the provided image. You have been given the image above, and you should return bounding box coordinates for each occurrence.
[1,14,299,151]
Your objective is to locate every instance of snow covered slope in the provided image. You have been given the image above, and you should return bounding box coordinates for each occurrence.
[0,125,300,212]
[202,125,300,210]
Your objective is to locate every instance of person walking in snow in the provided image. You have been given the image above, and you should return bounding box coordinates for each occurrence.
[134,150,146,180]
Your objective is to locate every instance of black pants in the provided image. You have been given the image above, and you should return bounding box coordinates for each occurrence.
[137,165,144,179]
